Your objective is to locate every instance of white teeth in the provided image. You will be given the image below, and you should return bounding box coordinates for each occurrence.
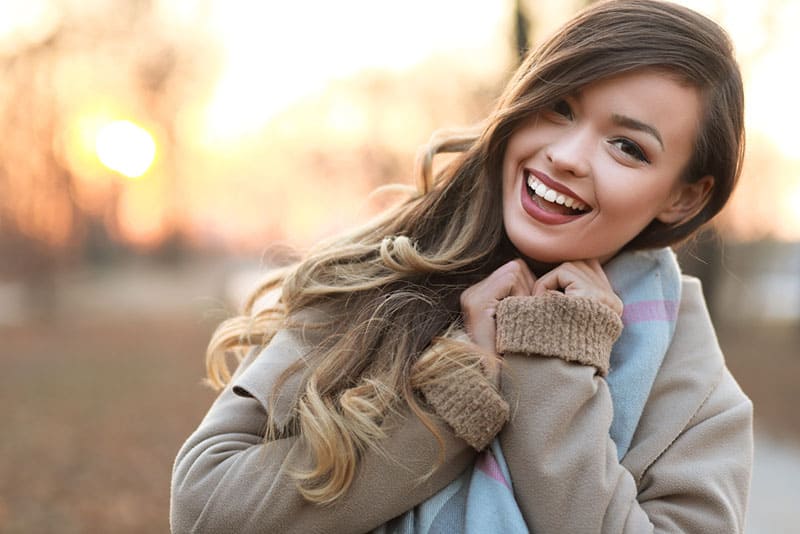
[525,174,587,212]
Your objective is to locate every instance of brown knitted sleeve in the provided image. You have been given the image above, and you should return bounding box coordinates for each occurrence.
[416,336,509,451]
[418,372,509,451]
[495,294,623,376]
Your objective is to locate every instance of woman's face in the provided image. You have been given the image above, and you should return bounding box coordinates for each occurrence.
[501,70,707,266]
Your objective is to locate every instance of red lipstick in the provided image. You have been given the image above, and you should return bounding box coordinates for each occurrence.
[519,170,589,225]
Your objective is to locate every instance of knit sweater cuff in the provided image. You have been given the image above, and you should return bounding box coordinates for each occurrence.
[496,295,623,376]
[418,363,509,451]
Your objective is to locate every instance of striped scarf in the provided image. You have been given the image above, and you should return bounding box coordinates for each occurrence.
[373,247,682,534]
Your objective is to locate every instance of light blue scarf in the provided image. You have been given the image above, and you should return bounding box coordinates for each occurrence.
[373,248,682,534]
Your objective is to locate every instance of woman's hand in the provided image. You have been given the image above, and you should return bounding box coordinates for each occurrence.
[460,259,537,354]
[461,258,622,382]
[461,258,623,350]
[532,259,623,317]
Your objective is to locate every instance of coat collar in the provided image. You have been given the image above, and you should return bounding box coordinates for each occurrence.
[232,307,328,430]
[621,276,725,481]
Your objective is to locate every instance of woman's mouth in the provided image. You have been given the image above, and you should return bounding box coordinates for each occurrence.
[519,170,591,225]
[525,173,589,215]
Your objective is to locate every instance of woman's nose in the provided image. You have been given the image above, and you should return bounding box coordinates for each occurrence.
[545,130,591,178]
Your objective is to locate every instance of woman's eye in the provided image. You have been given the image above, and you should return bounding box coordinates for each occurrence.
[552,99,573,119]
[610,138,649,163]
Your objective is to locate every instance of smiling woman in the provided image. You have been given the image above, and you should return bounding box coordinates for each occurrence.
[171,1,752,533]
[502,71,713,267]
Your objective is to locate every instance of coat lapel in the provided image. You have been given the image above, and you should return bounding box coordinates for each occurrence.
[621,276,724,482]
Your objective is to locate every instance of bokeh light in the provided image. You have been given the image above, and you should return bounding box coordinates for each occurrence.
[95,120,157,179]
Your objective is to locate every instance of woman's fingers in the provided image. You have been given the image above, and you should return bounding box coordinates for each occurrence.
[533,261,623,316]
[460,259,536,353]
[460,258,623,356]
[462,259,536,304]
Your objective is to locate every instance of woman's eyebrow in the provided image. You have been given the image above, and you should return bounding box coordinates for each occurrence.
[611,113,664,150]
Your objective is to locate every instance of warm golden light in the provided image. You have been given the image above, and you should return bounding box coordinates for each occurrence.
[0,0,59,55]
[190,0,799,247]
[40,1,800,250]
[95,120,156,178]
[201,0,507,144]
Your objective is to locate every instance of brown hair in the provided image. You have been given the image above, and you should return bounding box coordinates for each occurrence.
[206,0,745,503]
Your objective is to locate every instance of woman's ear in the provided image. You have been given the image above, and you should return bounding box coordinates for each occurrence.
[656,175,714,224]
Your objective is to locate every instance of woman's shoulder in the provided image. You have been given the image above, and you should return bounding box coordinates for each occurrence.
[228,309,327,427]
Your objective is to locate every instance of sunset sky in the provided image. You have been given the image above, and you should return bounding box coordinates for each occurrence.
[199,0,799,151]
[1,0,797,249]
[198,0,800,243]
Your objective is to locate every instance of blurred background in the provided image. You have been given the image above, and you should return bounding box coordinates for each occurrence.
[0,0,797,532]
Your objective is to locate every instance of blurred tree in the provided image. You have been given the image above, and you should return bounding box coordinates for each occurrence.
[514,0,531,62]
[0,0,216,318]
[0,23,74,320]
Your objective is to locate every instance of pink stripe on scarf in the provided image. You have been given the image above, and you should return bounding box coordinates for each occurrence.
[476,451,511,490]
[622,300,678,325]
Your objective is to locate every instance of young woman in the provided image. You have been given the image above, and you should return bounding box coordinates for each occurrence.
[171,1,752,532]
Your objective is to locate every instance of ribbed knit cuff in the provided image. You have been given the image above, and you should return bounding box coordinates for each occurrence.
[496,295,623,376]
[419,372,509,451]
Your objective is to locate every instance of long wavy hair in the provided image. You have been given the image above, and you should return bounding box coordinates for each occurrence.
[206,0,744,503]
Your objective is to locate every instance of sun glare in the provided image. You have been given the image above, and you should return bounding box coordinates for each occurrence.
[0,0,59,55]
[95,120,157,178]
[201,0,506,144]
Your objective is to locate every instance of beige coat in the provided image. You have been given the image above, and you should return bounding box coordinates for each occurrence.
[171,276,752,533]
